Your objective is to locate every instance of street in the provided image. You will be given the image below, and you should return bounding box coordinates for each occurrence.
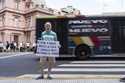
[0,53,125,83]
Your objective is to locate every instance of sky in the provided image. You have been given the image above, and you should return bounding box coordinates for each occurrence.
[45,0,125,15]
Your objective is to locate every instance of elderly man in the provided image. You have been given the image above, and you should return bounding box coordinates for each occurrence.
[36,22,58,79]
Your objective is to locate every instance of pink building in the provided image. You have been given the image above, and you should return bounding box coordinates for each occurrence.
[0,0,55,47]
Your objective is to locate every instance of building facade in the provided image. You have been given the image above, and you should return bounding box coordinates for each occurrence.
[0,0,56,47]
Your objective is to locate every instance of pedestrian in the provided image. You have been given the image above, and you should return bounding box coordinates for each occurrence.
[26,42,30,51]
[0,41,4,52]
[32,43,36,52]
[13,42,17,52]
[10,41,14,52]
[19,42,23,52]
[36,22,59,79]
[6,41,10,52]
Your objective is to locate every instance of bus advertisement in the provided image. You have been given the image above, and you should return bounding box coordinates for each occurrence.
[36,16,125,59]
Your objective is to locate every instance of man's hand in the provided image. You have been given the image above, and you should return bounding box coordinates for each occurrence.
[58,43,61,48]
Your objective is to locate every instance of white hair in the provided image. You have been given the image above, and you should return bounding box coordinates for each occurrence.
[44,22,51,26]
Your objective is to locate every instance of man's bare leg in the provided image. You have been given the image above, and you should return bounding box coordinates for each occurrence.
[36,57,46,79]
[47,57,55,79]
[48,63,52,78]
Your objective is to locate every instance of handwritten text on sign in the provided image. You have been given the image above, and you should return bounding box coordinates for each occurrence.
[36,40,59,57]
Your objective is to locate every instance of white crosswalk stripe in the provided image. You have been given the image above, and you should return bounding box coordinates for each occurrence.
[71,61,125,63]
[59,64,125,67]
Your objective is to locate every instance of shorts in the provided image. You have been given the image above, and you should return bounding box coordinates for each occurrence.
[40,57,56,64]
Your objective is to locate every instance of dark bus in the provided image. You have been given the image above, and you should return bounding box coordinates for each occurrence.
[36,16,125,59]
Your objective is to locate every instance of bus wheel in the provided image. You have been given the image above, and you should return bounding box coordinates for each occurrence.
[75,44,91,59]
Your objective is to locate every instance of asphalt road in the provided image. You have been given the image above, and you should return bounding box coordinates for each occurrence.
[0,53,39,77]
[0,53,125,81]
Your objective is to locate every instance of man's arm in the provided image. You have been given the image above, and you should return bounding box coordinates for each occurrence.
[40,32,44,40]
[54,32,61,48]
[54,33,57,41]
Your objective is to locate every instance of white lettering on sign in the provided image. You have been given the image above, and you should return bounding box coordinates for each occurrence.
[69,28,108,33]
[81,28,108,33]
[68,19,108,24]
[36,40,60,57]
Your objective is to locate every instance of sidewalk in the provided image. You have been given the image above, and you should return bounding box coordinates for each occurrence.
[0,74,123,83]
[16,74,125,79]
[0,79,121,83]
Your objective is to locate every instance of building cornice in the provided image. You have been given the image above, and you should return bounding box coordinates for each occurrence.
[0,28,35,32]
[0,26,36,32]
[0,28,24,32]
[0,26,25,31]
[0,7,25,15]
[25,8,54,15]
[0,7,54,15]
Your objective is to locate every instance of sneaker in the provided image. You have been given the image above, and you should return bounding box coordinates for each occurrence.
[36,75,44,80]
[47,76,52,79]
[120,77,125,82]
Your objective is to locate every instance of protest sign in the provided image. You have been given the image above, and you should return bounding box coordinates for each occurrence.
[36,40,59,57]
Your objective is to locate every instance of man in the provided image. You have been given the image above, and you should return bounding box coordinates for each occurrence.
[13,42,17,52]
[36,22,58,79]
[6,41,10,52]
[19,42,23,52]
[10,42,14,52]
[26,42,30,51]
[0,42,4,52]
[32,42,36,52]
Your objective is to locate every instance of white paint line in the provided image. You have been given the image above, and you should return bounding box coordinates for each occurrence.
[58,64,125,67]
[0,53,32,59]
[43,68,125,72]
[71,61,125,64]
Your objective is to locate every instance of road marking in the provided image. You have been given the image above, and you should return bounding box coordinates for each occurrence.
[58,64,125,67]
[70,61,125,64]
[43,68,125,72]
[0,53,33,59]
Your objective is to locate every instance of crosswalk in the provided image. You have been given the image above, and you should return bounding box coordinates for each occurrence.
[17,61,125,79]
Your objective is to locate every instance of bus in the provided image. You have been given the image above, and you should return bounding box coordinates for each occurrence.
[36,16,125,59]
